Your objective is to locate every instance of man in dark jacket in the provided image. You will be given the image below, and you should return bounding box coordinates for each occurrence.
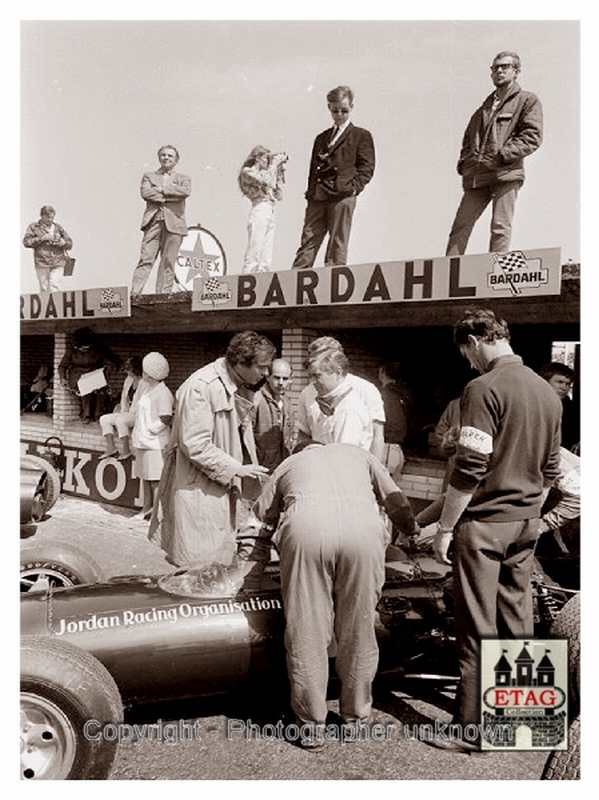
[23,205,73,293]
[252,358,294,471]
[292,85,375,269]
[432,309,561,752]
[445,52,543,256]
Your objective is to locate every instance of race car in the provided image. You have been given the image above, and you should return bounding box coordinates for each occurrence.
[20,549,578,781]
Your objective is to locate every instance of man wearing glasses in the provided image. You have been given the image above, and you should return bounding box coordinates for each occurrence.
[292,85,375,268]
[445,52,543,256]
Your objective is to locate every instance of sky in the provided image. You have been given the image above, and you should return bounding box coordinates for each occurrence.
[17,13,583,294]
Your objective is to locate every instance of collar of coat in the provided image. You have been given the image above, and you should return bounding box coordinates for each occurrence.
[213,357,241,397]
[484,80,522,111]
[326,121,354,152]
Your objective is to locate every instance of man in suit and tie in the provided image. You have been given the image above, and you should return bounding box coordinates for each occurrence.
[131,145,192,295]
[292,86,375,269]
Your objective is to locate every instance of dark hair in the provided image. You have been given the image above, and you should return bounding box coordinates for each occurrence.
[539,362,575,382]
[327,85,354,105]
[72,326,95,345]
[453,308,510,346]
[292,440,323,454]
[157,145,180,162]
[226,331,276,367]
[380,361,402,382]
[40,205,56,216]
[124,356,143,377]
[493,51,521,71]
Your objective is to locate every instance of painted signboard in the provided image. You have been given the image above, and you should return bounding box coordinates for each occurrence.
[21,440,142,510]
[21,287,131,322]
[191,248,561,313]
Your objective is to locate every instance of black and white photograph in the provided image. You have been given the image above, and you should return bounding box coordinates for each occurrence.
[15,4,589,788]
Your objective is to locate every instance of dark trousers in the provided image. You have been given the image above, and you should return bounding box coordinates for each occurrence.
[452,517,539,727]
[292,196,356,268]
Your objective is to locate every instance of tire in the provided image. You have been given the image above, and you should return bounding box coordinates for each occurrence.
[541,715,580,780]
[21,635,123,780]
[20,455,62,513]
[549,592,580,712]
[20,542,104,594]
[541,593,581,780]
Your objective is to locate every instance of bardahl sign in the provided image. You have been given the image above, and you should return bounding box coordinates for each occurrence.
[191,248,561,312]
[21,287,131,322]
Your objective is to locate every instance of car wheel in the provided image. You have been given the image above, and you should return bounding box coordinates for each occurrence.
[21,635,123,780]
[541,715,580,780]
[20,455,62,513]
[549,592,580,711]
[541,593,580,780]
[20,543,104,593]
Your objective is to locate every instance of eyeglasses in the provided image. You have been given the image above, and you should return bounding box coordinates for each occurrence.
[491,63,516,72]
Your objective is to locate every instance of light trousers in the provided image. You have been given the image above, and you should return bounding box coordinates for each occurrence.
[131,220,183,294]
[242,201,276,274]
[99,411,135,439]
[446,180,522,255]
[35,265,64,293]
[278,504,386,724]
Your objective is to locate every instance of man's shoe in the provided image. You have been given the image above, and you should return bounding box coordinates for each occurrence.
[289,718,326,752]
[425,737,486,755]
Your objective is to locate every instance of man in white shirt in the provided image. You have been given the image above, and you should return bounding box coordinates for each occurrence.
[297,337,385,460]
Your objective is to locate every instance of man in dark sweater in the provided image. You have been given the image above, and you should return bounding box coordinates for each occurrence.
[432,308,561,752]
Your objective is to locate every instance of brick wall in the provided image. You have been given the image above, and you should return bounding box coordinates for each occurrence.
[21,329,283,423]
[398,457,446,501]
[21,335,54,385]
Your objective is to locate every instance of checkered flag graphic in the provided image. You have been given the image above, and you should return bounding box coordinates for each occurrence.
[204,277,221,293]
[101,288,115,302]
[494,251,528,273]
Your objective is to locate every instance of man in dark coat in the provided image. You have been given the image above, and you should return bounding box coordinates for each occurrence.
[445,52,542,255]
[292,85,375,269]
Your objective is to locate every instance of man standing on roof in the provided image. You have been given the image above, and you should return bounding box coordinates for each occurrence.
[131,145,191,295]
[445,52,542,255]
[292,85,375,268]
